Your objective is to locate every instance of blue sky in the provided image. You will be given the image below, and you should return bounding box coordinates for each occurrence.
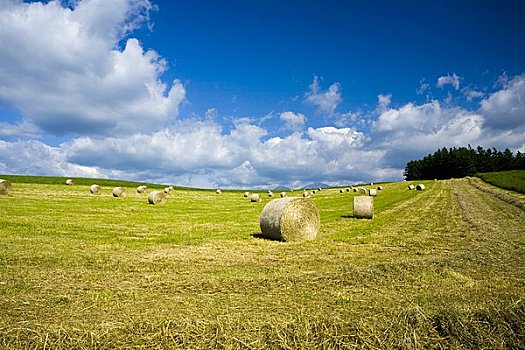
[1,0,524,188]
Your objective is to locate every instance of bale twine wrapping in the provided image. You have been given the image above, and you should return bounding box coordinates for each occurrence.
[251,193,261,202]
[89,184,100,194]
[148,190,166,205]
[0,179,12,195]
[65,179,74,186]
[259,197,320,242]
[280,192,287,198]
[353,196,373,219]
[408,185,415,190]
[137,185,147,194]
[244,191,250,198]
[112,187,126,198]
[416,184,426,191]
[369,189,378,197]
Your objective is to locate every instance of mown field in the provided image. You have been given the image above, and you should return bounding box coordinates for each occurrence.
[0,176,524,349]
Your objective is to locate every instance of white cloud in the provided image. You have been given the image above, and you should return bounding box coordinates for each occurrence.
[376,94,392,114]
[479,73,525,130]
[279,111,306,131]
[304,76,342,115]
[437,73,461,90]
[0,0,184,136]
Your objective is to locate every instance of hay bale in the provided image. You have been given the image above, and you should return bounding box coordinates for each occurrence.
[339,189,344,193]
[259,197,320,242]
[164,187,171,194]
[169,186,174,191]
[280,192,287,198]
[0,179,12,195]
[353,196,373,219]
[312,190,316,194]
[370,182,374,186]
[65,179,74,185]
[416,184,426,191]
[359,187,366,194]
[216,189,222,194]
[244,191,250,198]
[318,188,322,191]
[250,193,261,202]
[148,190,166,205]
[377,186,383,191]
[112,187,126,198]
[302,192,310,197]
[408,185,415,190]
[89,184,100,194]
[369,189,377,196]
[268,191,274,197]
[346,188,350,192]
[136,185,147,194]
[353,188,358,192]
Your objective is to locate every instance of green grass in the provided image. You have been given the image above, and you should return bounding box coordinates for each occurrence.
[0,178,524,348]
[477,169,525,194]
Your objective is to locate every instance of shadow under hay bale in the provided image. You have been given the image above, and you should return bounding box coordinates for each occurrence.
[259,197,320,242]
[148,190,166,205]
[89,184,100,194]
[353,196,373,219]
[0,179,12,195]
[112,187,126,198]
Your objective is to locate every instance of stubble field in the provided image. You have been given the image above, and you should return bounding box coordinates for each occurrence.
[0,176,524,349]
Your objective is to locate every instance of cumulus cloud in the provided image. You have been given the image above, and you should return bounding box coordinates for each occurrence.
[437,73,461,90]
[279,111,306,131]
[479,73,525,130]
[0,0,185,136]
[304,76,342,115]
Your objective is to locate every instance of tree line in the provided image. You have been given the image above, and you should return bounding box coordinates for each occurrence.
[404,146,525,180]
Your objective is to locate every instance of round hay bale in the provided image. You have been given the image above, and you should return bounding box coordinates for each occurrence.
[377,186,383,191]
[148,190,166,205]
[353,196,373,219]
[268,191,274,197]
[339,189,344,193]
[369,189,377,196]
[280,192,287,198]
[352,188,358,192]
[136,185,147,194]
[216,189,222,194]
[318,188,322,191]
[0,179,12,195]
[359,188,366,194]
[302,192,310,197]
[244,191,250,198]
[65,179,74,186]
[259,197,320,242]
[346,188,350,192]
[169,186,174,191]
[408,185,415,190]
[250,193,261,202]
[312,190,316,194]
[112,187,126,198]
[89,184,100,194]
[164,187,171,194]
[416,184,426,191]
[370,182,374,186]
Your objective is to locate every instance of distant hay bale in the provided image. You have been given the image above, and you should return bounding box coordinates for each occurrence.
[259,197,320,242]
[339,189,344,193]
[408,185,415,190]
[416,184,426,191]
[346,188,350,192]
[353,188,358,192]
[164,187,171,194]
[148,190,166,205]
[369,189,377,196]
[370,182,374,186]
[280,192,287,198]
[250,193,261,202]
[244,191,250,198]
[359,188,366,194]
[377,186,383,191]
[0,179,12,195]
[216,189,222,194]
[89,184,100,194]
[65,179,74,186]
[302,192,310,197]
[318,188,322,191]
[353,196,373,219]
[169,186,174,191]
[268,191,274,197]
[136,185,147,194]
[312,190,316,194]
[112,187,126,198]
